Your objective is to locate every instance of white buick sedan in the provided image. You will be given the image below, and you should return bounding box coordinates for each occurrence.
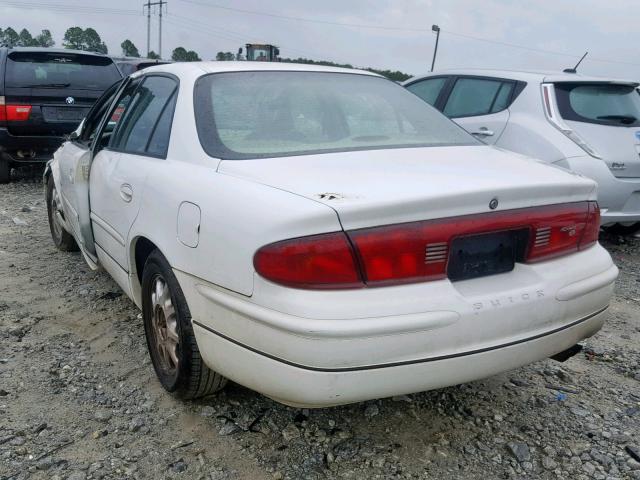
[45,62,617,407]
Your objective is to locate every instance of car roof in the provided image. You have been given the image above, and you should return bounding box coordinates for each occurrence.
[135,61,381,78]
[4,47,110,57]
[406,68,638,87]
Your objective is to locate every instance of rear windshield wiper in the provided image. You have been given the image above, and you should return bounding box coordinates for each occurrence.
[25,83,71,88]
[596,115,637,124]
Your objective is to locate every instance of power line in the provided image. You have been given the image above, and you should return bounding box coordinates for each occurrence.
[0,1,141,15]
[165,13,321,60]
[176,0,640,68]
[441,30,640,67]
[178,0,427,32]
[2,0,638,69]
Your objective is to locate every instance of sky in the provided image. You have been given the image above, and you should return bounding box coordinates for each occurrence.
[2,0,639,79]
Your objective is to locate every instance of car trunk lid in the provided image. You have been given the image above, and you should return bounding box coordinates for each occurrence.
[218,145,596,230]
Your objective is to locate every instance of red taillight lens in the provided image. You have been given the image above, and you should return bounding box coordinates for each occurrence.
[525,202,599,262]
[349,222,450,285]
[4,105,32,122]
[253,232,363,289]
[255,202,601,289]
[579,202,600,250]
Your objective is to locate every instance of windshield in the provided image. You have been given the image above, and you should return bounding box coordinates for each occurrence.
[195,71,477,159]
[555,83,640,127]
[5,51,122,90]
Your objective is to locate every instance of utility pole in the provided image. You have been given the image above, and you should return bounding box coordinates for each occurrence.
[143,0,166,59]
[145,0,151,57]
[159,0,164,59]
[430,24,440,72]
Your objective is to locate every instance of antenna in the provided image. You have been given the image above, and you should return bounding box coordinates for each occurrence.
[563,51,588,74]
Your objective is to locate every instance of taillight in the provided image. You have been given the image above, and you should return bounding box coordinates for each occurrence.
[541,83,601,159]
[4,105,32,122]
[253,232,363,289]
[579,201,600,250]
[525,203,594,262]
[349,221,451,285]
[254,202,601,289]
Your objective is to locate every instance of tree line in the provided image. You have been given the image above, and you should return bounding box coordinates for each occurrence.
[0,26,200,62]
[0,27,54,48]
[213,53,411,81]
[280,57,411,82]
[0,26,411,81]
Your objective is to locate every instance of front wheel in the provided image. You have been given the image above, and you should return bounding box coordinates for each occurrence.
[46,175,78,251]
[142,250,227,399]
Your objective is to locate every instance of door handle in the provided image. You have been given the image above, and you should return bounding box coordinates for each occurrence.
[470,128,494,137]
[119,183,133,203]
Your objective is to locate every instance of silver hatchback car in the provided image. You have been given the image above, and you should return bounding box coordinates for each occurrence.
[404,70,640,233]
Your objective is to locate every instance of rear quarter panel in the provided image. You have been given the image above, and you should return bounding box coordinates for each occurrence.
[127,158,342,302]
[498,82,585,162]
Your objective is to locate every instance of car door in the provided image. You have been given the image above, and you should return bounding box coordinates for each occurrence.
[56,79,124,266]
[441,76,516,144]
[89,74,179,274]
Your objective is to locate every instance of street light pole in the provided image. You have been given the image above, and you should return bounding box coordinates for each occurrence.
[430,24,440,72]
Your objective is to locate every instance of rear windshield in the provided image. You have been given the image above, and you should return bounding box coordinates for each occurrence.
[5,51,122,90]
[555,83,640,127]
[194,71,477,160]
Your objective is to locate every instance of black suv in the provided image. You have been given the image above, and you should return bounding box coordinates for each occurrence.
[0,48,123,183]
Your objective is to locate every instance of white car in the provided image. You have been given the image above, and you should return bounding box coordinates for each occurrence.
[404,70,640,234]
[45,62,617,407]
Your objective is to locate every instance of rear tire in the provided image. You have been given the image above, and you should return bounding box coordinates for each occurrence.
[603,222,640,236]
[0,159,10,184]
[46,175,79,251]
[142,250,227,399]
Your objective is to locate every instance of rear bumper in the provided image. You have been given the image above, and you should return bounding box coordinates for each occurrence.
[177,245,617,407]
[192,306,607,407]
[563,156,640,224]
[0,128,64,163]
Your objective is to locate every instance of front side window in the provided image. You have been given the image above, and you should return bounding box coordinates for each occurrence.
[194,71,476,160]
[98,78,140,148]
[80,81,123,144]
[110,76,178,156]
[443,78,514,118]
[405,77,448,106]
[555,83,640,127]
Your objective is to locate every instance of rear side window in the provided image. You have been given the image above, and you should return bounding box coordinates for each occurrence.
[110,76,178,157]
[555,83,640,127]
[443,78,514,118]
[406,77,447,106]
[5,51,121,90]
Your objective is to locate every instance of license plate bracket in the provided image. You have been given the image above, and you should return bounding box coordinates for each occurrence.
[447,229,528,282]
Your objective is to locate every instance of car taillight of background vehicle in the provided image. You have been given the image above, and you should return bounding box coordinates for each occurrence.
[254,202,600,289]
[541,83,602,159]
[0,97,32,122]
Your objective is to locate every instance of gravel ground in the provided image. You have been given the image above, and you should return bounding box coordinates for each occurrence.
[1,179,639,480]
